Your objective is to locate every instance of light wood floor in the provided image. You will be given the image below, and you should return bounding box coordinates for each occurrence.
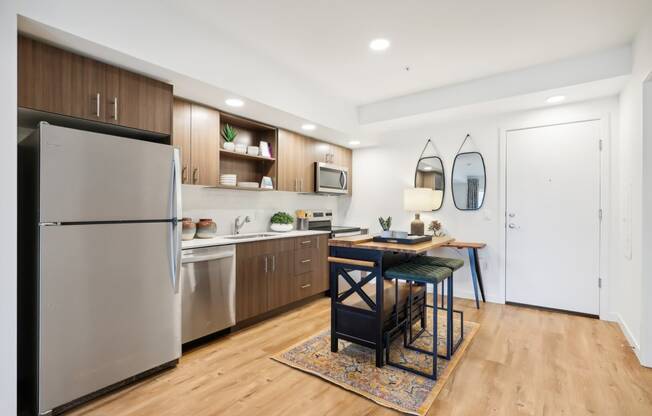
[70,296,652,416]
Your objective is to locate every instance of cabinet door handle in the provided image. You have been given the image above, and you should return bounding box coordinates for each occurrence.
[271,255,276,272]
[300,178,303,192]
[300,240,311,245]
[301,259,311,263]
[300,283,312,289]
[182,166,188,183]
[95,93,101,117]
[192,168,198,184]
[111,96,118,120]
[264,256,268,273]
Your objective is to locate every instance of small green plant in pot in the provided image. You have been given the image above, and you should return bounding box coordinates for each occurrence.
[270,211,294,232]
[378,216,392,237]
[221,124,238,151]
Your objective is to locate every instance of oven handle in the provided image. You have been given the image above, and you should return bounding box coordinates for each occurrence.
[182,251,234,264]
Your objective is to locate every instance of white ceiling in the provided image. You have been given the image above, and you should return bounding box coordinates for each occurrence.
[176,0,651,105]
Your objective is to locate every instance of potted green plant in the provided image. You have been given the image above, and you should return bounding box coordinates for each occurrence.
[270,211,294,232]
[221,124,238,151]
[378,216,392,237]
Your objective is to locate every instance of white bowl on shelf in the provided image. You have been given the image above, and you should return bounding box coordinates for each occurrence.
[247,146,259,156]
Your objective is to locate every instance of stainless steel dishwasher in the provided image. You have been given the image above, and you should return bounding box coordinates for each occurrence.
[181,245,236,343]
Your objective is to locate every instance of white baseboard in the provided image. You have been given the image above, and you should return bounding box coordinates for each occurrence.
[614,313,642,362]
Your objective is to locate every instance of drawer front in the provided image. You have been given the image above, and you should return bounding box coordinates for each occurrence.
[295,272,318,298]
[295,247,316,275]
[295,235,319,250]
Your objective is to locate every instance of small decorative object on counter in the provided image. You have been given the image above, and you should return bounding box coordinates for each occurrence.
[247,146,259,156]
[221,124,238,151]
[295,210,309,230]
[270,211,294,232]
[259,141,271,158]
[378,216,392,237]
[260,176,274,189]
[181,218,197,241]
[196,218,217,238]
[428,220,446,237]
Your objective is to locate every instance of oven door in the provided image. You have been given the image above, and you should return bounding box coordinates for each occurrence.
[315,162,348,194]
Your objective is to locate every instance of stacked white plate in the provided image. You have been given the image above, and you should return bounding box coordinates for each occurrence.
[238,181,259,189]
[220,174,237,186]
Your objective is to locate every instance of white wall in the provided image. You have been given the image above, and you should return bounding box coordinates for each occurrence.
[614,12,652,365]
[0,2,16,414]
[341,97,619,306]
[182,187,344,235]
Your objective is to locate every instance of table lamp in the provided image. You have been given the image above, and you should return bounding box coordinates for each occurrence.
[403,188,440,235]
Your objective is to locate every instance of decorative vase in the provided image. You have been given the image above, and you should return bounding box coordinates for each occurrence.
[271,223,293,232]
[381,230,392,238]
[181,218,196,241]
[223,141,235,151]
[196,218,217,238]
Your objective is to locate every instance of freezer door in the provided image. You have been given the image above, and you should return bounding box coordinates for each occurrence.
[39,124,176,222]
[38,222,181,414]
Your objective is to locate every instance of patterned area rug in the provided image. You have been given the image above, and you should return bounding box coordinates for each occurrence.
[272,309,479,415]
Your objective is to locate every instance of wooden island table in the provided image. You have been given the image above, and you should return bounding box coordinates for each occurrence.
[327,234,455,366]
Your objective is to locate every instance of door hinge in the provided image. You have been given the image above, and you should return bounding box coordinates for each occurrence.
[599,139,603,151]
[599,209,603,221]
[598,277,602,288]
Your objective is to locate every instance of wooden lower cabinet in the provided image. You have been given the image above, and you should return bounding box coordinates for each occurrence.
[235,248,269,322]
[235,235,329,323]
[267,249,295,310]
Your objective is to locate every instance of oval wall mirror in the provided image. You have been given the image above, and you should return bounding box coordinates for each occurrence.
[414,156,445,210]
[452,152,486,210]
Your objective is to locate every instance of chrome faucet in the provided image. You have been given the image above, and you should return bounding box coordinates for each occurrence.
[234,215,251,234]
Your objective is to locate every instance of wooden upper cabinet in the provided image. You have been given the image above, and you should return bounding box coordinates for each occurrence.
[278,129,302,192]
[18,35,172,135]
[312,140,331,164]
[172,99,192,184]
[278,129,315,192]
[190,104,220,186]
[330,144,353,195]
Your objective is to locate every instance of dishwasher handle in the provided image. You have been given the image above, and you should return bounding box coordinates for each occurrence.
[182,251,234,264]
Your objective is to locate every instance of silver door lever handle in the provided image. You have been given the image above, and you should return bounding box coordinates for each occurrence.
[508,223,517,229]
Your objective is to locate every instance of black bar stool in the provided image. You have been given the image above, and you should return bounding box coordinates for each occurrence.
[383,262,455,380]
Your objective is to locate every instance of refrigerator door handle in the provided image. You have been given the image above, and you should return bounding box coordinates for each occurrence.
[169,149,182,293]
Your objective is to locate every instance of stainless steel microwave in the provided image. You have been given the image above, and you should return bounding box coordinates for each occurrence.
[315,162,349,194]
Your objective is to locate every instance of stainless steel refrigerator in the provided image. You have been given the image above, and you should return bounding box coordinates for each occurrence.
[18,123,182,415]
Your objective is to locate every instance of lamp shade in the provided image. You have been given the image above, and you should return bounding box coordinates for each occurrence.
[403,188,440,212]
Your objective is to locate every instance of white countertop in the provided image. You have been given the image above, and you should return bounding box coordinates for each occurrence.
[182,230,330,250]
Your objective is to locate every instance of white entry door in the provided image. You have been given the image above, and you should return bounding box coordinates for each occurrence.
[505,120,601,315]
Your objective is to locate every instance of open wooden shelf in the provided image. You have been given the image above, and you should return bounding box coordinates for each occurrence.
[219,148,276,162]
[218,111,278,190]
[211,184,274,192]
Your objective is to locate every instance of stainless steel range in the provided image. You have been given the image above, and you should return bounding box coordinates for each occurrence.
[306,209,362,237]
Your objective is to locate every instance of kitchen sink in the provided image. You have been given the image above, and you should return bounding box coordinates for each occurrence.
[223,233,279,240]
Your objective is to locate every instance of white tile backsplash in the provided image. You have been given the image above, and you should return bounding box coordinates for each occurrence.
[181,185,343,235]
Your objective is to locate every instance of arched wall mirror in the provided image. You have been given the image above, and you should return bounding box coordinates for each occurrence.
[414,139,445,211]
[452,152,486,210]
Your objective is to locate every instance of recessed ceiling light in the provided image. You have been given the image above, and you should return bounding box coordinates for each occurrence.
[225,98,244,107]
[301,123,316,131]
[546,95,566,104]
[369,38,390,51]
[349,140,361,146]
